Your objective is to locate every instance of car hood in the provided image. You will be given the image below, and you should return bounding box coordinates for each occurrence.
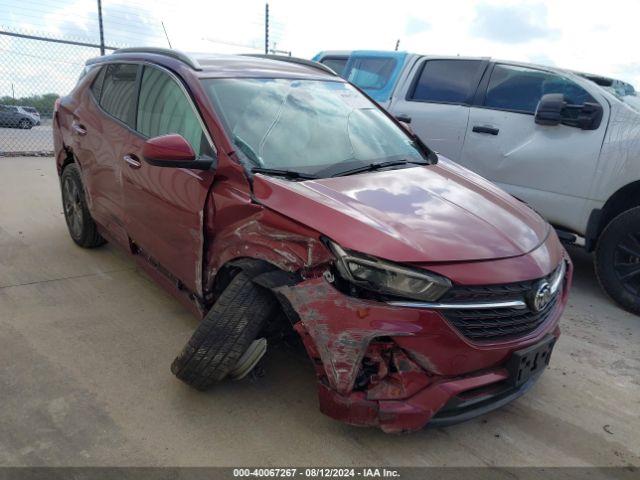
[252,158,550,263]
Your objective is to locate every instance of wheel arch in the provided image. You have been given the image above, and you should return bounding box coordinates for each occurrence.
[57,145,75,175]
[587,180,640,250]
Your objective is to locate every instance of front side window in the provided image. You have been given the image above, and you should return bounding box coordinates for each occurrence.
[137,66,209,156]
[99,64,138,126]
[345,57,397,91]
[484,64,596,114]
[320,57,348,76]
[203,78,427,176]
[410,60,484,104]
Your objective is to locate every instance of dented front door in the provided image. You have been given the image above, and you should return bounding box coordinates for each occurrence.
[121,65,215,296]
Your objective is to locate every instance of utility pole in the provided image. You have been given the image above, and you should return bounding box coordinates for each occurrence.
[11,83,15,99]
[264,2,269,55]
[97,0,105,55]
[395,39,400,51]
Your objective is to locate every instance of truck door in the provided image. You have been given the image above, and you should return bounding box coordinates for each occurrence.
[388,58,488,160]
[458,63,608,232]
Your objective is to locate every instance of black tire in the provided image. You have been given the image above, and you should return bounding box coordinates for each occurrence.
[19,118,32,129]
[171,270,277,390]
[60,163,106,248]
[595,206,640,314]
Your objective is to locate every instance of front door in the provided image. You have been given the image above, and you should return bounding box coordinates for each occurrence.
[121,65,215,296]
[458,64,608,232]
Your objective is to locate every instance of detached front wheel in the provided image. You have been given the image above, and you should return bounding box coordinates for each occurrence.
[171,270,277,390]
[595,206,640,314]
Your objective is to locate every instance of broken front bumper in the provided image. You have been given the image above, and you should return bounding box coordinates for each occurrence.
[275,259,571,433]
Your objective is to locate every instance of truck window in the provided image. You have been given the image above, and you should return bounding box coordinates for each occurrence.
[484,64,595,114]
[409,60,484,104]
[320,57,348,76]
[346,57,397,91]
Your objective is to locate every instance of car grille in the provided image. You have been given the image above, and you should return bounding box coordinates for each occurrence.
[440,265,565,342]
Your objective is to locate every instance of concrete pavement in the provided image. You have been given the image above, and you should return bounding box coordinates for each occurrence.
[0,156,638,467]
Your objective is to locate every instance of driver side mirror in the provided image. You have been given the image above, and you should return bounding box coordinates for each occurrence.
[142,134,214,170]
[535,93,603,131]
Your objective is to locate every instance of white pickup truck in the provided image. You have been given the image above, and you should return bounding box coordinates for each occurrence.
[314,51,640,314]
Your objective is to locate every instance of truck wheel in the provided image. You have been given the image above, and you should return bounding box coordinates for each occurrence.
[19,118,32,129]
[171,270,277,390]
[595,206,640,314]
[61,164,106,248]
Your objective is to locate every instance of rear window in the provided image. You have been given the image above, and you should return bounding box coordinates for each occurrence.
[90,67,106,102]
[410,59,484,104]
[320,57,348,76]
[345,57,397,91]
[99,64,138,126]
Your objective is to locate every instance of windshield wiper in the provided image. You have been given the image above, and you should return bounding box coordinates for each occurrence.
[251,167,318,180]
[331,159,428,177]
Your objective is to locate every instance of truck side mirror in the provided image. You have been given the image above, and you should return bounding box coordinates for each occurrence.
[535,93,603,131]
[535,94,565,126]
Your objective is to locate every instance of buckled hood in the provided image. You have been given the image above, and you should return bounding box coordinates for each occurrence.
[252,158,550,263]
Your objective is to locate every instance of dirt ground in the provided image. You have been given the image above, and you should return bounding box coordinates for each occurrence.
[0,156,638,467]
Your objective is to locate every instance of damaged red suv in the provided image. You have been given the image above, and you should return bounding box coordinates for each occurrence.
[53,48,572,433]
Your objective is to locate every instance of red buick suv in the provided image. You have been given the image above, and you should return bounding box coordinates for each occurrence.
[53,47,572,432]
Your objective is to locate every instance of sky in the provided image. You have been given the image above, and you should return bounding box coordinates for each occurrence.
[1,0,639,97]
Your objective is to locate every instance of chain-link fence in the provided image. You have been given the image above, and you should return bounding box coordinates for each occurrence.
[0,29,123,156]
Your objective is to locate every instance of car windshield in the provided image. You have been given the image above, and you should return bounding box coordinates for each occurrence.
[202,78,428,177]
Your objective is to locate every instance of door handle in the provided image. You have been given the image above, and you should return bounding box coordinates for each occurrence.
[395,114,412,124]
[472,125,499,135]
[123,154,142,169]
[72,123,87,136]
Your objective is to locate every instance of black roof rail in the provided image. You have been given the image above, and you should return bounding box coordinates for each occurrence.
[109,47,202,70]
[242,54,337,76]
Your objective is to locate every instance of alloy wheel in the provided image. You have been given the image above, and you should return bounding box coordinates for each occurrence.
[613,232,640,295]
[63,176,83,239]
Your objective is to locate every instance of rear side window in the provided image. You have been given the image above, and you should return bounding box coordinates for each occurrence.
[410,60,484,104]
[346,57,397,90]
[136,66,209,156]
[90,67,106,102]
[320,57,348,76]
[99,64,138,126]
[484,64,595,114]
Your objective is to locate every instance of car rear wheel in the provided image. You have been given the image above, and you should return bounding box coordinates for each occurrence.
[171,270,277,390]
[595,206,640,314]
[18,118,32,129]
[61,163,106,248]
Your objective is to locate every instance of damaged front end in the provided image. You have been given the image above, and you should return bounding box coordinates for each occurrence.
[203,168,571,433]
[268,238,571,433]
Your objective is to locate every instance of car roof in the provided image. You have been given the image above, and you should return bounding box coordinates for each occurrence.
[86,48,340,80]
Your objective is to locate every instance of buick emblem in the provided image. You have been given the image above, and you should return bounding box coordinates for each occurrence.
[529,281,552,312]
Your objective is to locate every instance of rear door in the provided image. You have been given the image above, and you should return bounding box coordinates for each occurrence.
[121,65,216,297]
[71,63,138,247]
[458,63,608,232]
[388,58,488,160]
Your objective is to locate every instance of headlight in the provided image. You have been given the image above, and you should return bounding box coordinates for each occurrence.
[327,241,452,301]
